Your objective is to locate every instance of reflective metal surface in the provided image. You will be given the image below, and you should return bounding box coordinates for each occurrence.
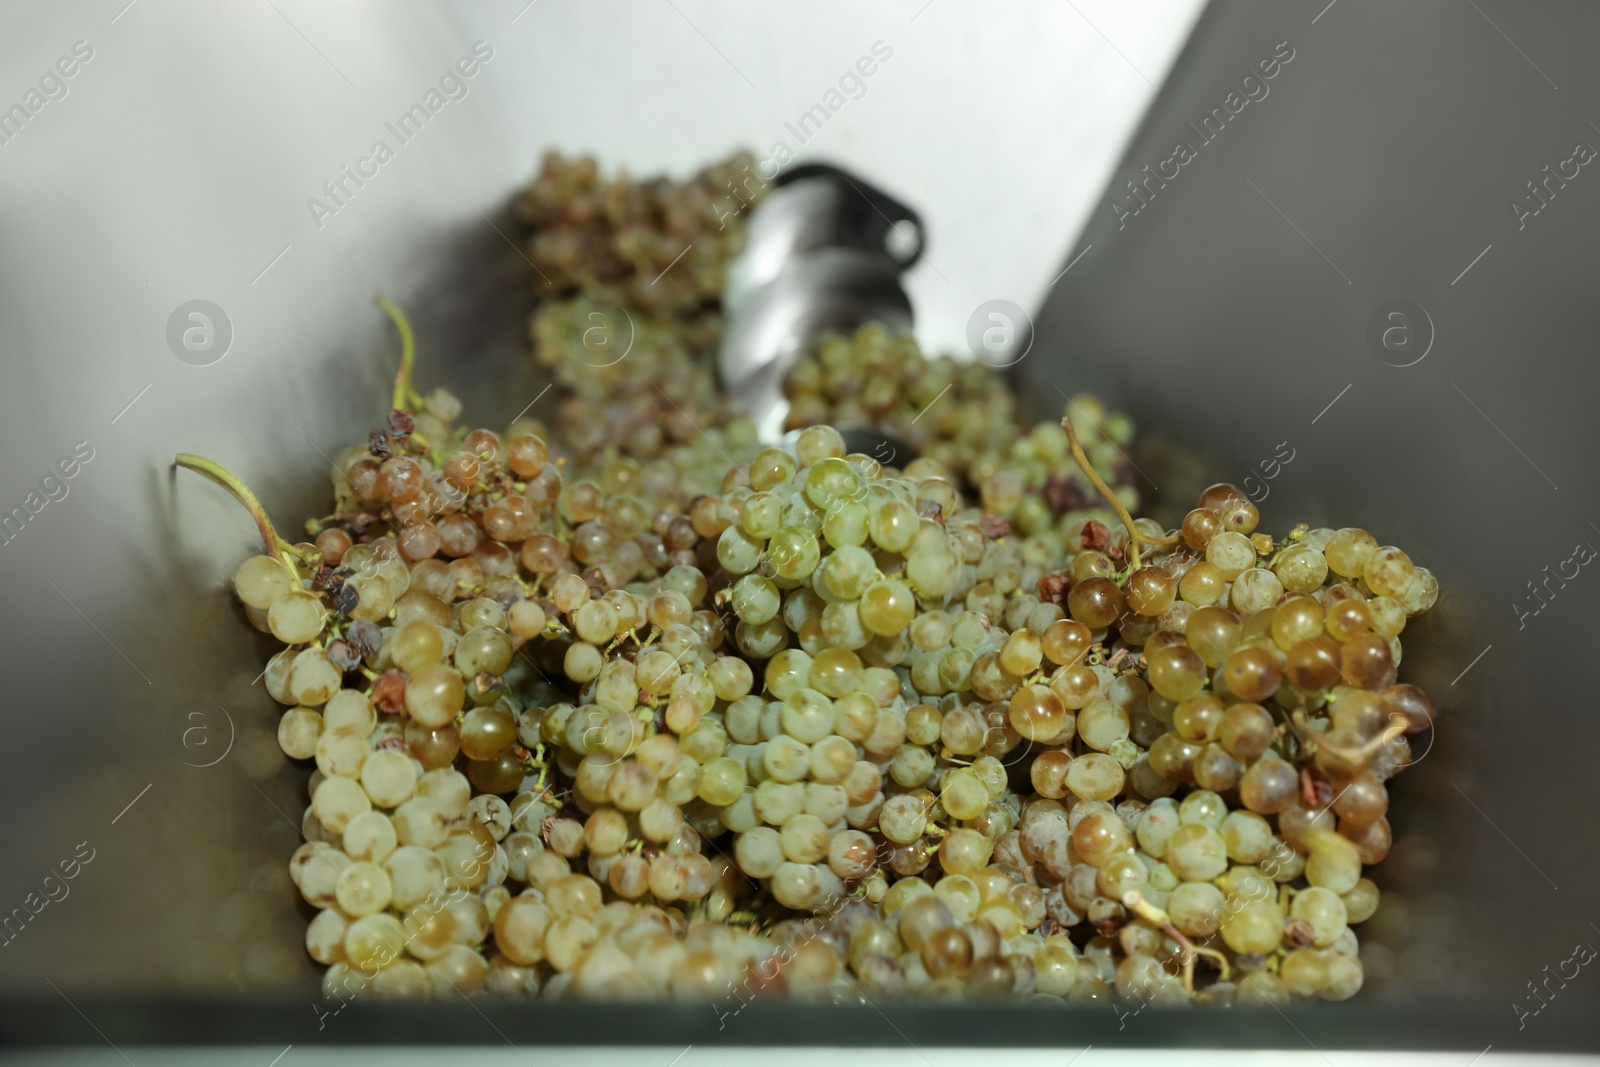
[721,247,914,441]
[0,0,1593,1058]
[1019,0,1600,1046]
[0,0,1203,1027]
[720,165,921,441]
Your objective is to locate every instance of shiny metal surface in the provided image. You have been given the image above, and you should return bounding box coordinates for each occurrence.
[721,248,914,441]
[723,179,843,309]
[0,0,1203,1015]
[4,0,1594,1058]
[0,1044,1591,1067]
[1018,0,1600,1042]
[0,0,1202,1012]
[719,166,921,441]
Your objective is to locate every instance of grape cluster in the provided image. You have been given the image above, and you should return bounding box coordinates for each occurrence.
[519,151,766,467]
[195,329,1436,1010]
[528,302,741,468]
[782,324,1141,523]
[182,150,1445,1013]
[515,150,764,318]
[782,324,1015,472]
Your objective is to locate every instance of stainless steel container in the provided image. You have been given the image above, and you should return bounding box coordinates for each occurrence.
[0,0,1593,1059]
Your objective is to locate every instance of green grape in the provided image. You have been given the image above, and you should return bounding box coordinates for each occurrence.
[820,599,870,651]
[860,578,915,636]
[937,647,975,692]
[764,649,814,700]
[808,647,864,697]
[730,574,780,624]
[868,494,918,553]
[740,492,783,539]
[796,425,846,467]
[909,610,953,651]
[735,617,789,659]
[779,492,821,534]
[780,689,835,743]
[950,611,988,650]
[767,526,822,580]
[906,540,957,601]
[761,735,810,783]
[717,525,764,575]
[698,756,746,805]
[910,650,944,695]
[822,500,870,548]
[749,447,796,491]
[804,457,864,512]
[661,565,708,606]
[820,545,879,601]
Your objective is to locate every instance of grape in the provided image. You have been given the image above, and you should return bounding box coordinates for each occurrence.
[268,590,327,644]
[1204,532,1255,580]
[1222,899,1285,955]
[1165,823,1229,881]
[404,665,465,729]
[1067,576,1123,629]
[1009,685,1067,743]
[234,555,295,610]
[1222,646,1283,703]
[345,913,407,973]
[1321,952,1365,1001]
[1147,644,1207,701]
[312,776,370,834]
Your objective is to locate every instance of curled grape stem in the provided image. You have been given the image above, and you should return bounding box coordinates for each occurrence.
[1313,716,1409,769]
[1059,415,1177,570]
[173,454,313,573]
[1123,889,1231,991]
[376,295,421,412]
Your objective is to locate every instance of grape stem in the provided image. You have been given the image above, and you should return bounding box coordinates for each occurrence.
[1311,716,1409,768]
[1123,889,1231,991]
[1059,415,1177,569]
[172,454,313,572]
[376,295,421,412]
